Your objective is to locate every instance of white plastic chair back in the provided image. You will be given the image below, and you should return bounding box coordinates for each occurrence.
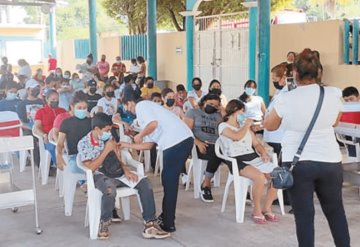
[335,133,360,163]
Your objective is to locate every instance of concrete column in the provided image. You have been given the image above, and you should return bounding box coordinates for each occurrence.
[257,0,270,105]
[147,0,157,79]
[48,8,57,57]
[248,2,257,80]
[352,19,359,65]
[88,0,97,62]
[185,0,197,90]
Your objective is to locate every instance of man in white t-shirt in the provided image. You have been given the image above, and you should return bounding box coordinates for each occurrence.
[97,84,117,116]
[120,98,194,233]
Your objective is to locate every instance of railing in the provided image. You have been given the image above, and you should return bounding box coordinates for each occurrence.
[74,39,90,59]
[121,34,147,61]
[195,12,249,32]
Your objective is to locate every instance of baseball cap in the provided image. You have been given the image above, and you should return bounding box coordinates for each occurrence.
[25,79,40,89]
[87,79,97,87]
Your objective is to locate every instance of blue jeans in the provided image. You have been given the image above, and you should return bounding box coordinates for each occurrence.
[68,155,85,174]
[44,143,56,167]
[161,137,194,228]
[285,161,350,247]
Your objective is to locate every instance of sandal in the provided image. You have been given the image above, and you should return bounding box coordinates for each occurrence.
[263,212,279,222]
[251,214,267,224]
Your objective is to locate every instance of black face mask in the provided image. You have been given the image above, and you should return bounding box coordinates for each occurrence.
[166,99,175,107]
[204,105,217,114]
[193,84,201,91]
[106,91,115,98]
[49,101,59,108]
[273,81,284,90]
[210,88,222,96]
[30,87,40,97]
[147,83,154,89]
[89,87,97,94]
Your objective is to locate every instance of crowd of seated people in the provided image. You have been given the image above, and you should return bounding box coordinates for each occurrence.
[0,49,354,246]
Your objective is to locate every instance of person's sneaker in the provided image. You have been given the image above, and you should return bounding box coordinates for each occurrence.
[200,186,214,203]
[112,209,122,223]
[160,223,176,233]
[98,219,111,240]
[181,173,189,186]
[143,221,171,239]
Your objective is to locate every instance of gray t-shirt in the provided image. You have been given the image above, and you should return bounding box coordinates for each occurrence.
[186,108,222,143]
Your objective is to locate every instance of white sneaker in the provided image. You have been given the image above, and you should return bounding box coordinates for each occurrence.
[181,174,188,186]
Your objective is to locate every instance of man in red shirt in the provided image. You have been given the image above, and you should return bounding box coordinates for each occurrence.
[34,89,66,175]
[111,56,126,81]
[96,54,110,82]
[48,54,57,72]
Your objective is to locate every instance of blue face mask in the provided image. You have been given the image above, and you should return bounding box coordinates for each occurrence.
[6,92,17,100]
[245,87,256,96]
[237,113,247,125]
[74,109,87,119]
[99,131,112,141]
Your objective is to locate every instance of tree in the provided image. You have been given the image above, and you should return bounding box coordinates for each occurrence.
[103,0,293,34]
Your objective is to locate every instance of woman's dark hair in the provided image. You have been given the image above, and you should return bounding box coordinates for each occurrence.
[131,58,137,64]
[223,99,245,122]
[71,91,88,106]
[198,93,221,108]
[45,89,58,99]
[107,76,117,84]
[176,84,186,92]
[294,48,322,81]
[271,63,287,78]
[239,80,257,102]
[103,83,114,91]
[192,77,202,86]
[91,112,113,130]
[161,88,174,98]
[209,79,221,90]
[287,51,296,57]
[137,56,145,64]
[151,92,161,99]
[145,77,154,83]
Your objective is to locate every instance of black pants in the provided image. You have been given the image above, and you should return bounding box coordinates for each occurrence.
[196,143,225,178]
[286,161,350,247]
[161,137,193,228]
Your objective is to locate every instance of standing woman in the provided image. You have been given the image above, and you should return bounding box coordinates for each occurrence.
[239,80,266,123]
[120,96,194,233]
[264,49,350,247]
[137,56,147,88]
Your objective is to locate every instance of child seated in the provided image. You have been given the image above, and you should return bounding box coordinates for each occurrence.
[77,113,170,240]
[218,99,279,224]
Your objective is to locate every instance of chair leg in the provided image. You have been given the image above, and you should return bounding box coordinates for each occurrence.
[213,168,221,187]
[88,190,102,240]
[120,197,131,220]
[221,175,233,212]
[185,161,193,191]
[19,150,26,172]
[41,153,51,185]
[64,174,78,216]
[277,189,285,215]
[234,178,250,223]
[193,162,202,199]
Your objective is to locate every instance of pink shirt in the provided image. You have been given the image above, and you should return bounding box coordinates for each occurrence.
[96,61,110,76]
[53,112,71,130]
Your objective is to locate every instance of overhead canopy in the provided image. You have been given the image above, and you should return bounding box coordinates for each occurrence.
[0,0,59,7]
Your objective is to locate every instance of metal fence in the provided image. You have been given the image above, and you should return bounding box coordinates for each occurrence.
[121,34,147,61]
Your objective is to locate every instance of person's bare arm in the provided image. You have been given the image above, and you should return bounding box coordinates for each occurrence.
[263,109,282,131]
[251,131,270,162]
[134,120,158,144]
[221,119,253,141]
[56,132,66,170]
[34,120,49,143]
[82,140,116,171]
[120,142,155,150]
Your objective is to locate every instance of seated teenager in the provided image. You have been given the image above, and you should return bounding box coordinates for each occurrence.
[0,81,21,112]
[140,77,161,100]
[184,93,224,202]
[97,84,117,116]
[34,89,66,175]
[77,113,170,240]
[219,100,279,224]
[162,88,185,119]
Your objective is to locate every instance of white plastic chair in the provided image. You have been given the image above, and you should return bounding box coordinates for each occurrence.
[185,145,221,199]
[76,149,143,240]
[0,136,42,234]
[335,133,360,163]
[48,128,64,197]
[32,126,52,185]
[154,148,163,176]
[214,139,285,223]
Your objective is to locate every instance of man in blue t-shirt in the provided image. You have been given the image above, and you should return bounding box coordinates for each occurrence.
[0,81,21,112]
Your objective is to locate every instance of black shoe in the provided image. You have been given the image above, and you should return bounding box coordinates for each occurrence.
[112,209,122,223]
[160,223,176,233]
[200,186,214,203]
[49,167,57,177]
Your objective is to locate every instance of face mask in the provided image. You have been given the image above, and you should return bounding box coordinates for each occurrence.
[106,91,115,98]
[37,72,43,76]
[273,81,284,90]
[116,60,121,64]
[204,105,217,114]
[89,87,97,94]
[193,84,201,91]
[101,59,105,62]
[245,87,255,96]
[165,99,175,107]
[56,72,62,77]
[99,131,111,141]
[210,88,222,96]
[49,101,59,108]
[31,87,40,97]
[74,109,87,119]
[6,92,17,100]
[63,74,70,79]
[237,113,246,125]
[147,83,154,89]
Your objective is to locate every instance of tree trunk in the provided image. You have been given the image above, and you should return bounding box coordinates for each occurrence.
[326,0,337,19]
[168,8,183,31]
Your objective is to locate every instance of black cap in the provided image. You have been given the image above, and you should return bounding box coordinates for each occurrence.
[87,79,97,87]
